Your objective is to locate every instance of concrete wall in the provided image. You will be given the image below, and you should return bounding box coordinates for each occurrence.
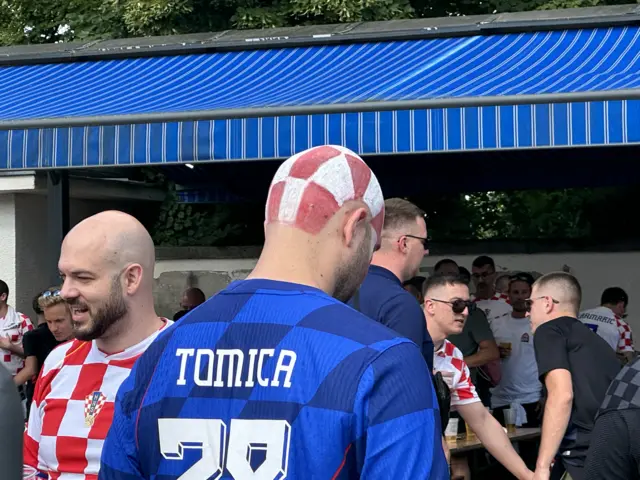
[154,248,640,333]
[5,193,158,319]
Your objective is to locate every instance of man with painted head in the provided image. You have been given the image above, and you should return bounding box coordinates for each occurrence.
[528,272,621,480]
[24,211,172,479]
[350,197,434,370]
[423,274,533,480]
[100,145,448,479]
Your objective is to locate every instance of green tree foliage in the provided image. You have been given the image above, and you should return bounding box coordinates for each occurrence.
[0,0,629,45]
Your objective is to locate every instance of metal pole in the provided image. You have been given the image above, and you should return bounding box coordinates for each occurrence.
[47,170,69,286]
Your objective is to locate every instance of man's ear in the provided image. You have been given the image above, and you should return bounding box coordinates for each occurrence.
[343,207,368,247]
[123,264,144,295]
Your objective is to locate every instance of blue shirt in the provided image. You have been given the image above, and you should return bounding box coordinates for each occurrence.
[350,265,434,371]
[100,279,447,480]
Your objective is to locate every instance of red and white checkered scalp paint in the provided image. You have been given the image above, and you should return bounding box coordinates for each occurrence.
[265,145,384,247]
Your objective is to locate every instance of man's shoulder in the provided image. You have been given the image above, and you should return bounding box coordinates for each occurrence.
[41,339,88,375]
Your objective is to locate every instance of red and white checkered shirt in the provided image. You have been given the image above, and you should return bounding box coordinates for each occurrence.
[434,339,480,409]
[0,308,34,376]
[24,319,172,479]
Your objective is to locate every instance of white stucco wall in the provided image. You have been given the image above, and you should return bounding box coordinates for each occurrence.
[155,252,640,333]
[0,195,16,305]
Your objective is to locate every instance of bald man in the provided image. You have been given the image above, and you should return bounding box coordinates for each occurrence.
[101,146,448,479]
[24,211,172,479]
[528,272,621,480]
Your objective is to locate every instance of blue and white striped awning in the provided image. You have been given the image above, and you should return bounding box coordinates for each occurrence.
[2,25,640,169]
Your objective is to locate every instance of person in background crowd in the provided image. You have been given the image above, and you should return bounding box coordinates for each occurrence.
[173,286,206,321]
[584,356,640,480]
[424,274,533,480]
[24,211,172,479]
[350,197,434,370]
[579,287,635,364]
[495,274,512,300]
[529,272,621,480]
[435,259,499,407]
[101,145,448,479]
[471,256,512,323]
[490,273,542,470]
[0,364,23,479]
[403,276,426,304]
[0,279,34,379]
[14,288,75,413]
[458,266,471,285]
[32,293,45,326]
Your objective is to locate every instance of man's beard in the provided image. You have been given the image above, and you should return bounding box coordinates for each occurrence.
[334,227,373,303]
[70,275,128,341]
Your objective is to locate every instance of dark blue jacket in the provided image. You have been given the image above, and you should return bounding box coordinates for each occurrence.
[350,265,434,371]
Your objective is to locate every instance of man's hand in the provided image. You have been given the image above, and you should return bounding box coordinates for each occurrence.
[532,466,550,480]
[0,335,11,350]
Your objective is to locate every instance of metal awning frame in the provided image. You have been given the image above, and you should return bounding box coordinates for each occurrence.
[2,89,640,131]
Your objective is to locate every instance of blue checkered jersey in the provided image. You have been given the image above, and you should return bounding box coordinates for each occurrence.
[100,279,448,479]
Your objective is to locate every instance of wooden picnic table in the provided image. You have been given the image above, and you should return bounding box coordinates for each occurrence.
[450,427,541,454]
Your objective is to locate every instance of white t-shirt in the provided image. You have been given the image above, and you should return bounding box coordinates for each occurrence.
[434,339,480,409]
[475,297,513,326]
[489,314,542,408]
[578,306,634,353]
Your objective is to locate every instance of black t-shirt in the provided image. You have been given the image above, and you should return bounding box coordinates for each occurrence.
[23,323,62,373]
[534,316,621,466]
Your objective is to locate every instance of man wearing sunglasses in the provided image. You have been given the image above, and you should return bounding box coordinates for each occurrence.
[424,274,533,480]
[351,197,434,370]
[528,273,621,480]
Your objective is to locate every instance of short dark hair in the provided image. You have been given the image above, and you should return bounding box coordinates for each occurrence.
[32,292,43,316]
[434,259,458,272]
[0,280,8,301]
[458,267,471,284]
[423,274,468,298]
[472,255,495,270]
[185,287,206,305]
[382,198,426,232]
[533,272,582,311]
[403,276,426,290]
[601,287,628,307]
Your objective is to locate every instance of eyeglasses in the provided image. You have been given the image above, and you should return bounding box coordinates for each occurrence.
[405,234,429,249]
[40,290,61,300]
[429,298,476,314]
[525,296,559,312]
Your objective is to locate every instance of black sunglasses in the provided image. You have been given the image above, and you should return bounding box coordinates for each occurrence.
[405,234,430,249]
[525,296,559,312]
[430,298,476,314]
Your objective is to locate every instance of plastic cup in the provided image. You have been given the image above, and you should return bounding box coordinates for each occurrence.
[445,418,459,444]
[504,408,517,434]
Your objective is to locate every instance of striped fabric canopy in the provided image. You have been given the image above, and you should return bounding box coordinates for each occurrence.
[1,25,640,170]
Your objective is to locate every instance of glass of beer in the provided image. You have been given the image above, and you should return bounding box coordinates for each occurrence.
[504,407,517,434]
[499,342,512,358]
[464,420,476,441]
[445,418,459,445]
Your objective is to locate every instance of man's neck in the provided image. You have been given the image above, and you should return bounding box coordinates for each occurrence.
[370,253,404,283]
[96,309,163,354]
[427,321,446,351]
[512,311,527,319]
[0,304,8,319]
